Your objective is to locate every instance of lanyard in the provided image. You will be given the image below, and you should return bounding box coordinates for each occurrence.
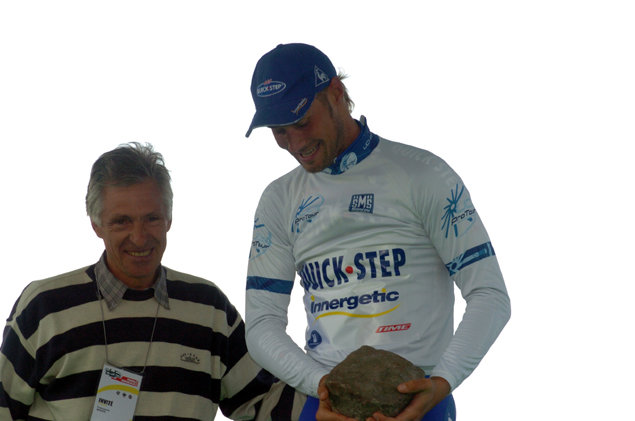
[97,287,160,374]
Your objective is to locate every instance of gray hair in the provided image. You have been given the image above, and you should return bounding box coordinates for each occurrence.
[86,142,173,226]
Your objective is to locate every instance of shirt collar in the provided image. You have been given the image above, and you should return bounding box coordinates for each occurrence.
[95,252,170,310]
[322,116,379,175]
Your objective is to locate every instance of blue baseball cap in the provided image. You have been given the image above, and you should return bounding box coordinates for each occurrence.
[246,43,336,137]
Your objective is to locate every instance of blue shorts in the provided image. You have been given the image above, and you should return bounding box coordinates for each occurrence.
[299,394,456,421]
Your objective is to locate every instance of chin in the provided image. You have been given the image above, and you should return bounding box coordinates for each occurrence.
[301,162,328,174]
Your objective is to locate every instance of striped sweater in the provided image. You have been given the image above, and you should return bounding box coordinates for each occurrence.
[0,264,304,420]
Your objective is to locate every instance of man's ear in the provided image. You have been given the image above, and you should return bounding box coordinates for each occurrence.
[91,220,104,239]
[167,219,172,232]
[327,77,345,105]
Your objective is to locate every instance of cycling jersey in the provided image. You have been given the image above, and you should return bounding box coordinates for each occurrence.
[245,117,510,398]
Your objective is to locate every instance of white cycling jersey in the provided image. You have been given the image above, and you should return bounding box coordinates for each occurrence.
[245,117,510,397]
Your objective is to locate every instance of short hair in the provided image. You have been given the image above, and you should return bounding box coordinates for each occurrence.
[337,71,355,114]
[86,142,173,226]
[316,71,355,114]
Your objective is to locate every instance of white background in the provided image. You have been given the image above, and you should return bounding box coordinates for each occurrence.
[1,1,633,420]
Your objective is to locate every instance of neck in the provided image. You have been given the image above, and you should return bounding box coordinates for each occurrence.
[126,280,156,290]
[342,114,362,151]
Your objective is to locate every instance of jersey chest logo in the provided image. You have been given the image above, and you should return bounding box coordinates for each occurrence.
[349,193,374,213]
[292,195,324,234]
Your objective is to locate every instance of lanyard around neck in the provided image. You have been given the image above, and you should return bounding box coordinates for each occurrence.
[97,286,160,375]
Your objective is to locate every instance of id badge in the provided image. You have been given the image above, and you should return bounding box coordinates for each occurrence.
[91,363,143,421]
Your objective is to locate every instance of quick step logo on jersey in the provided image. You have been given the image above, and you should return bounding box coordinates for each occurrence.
[299,248,406,292]
[349,193,374,213]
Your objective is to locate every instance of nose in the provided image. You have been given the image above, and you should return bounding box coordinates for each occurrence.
[129,221,149,246]
[285,129,308,154]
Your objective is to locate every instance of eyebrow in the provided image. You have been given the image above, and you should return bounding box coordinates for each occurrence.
[106,211,163,222]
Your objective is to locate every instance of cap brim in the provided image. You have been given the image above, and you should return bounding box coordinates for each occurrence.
[245,94,316,138]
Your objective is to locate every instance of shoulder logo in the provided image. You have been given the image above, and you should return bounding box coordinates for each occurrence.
[292,195,324,233]
[250,218,272,260]
[314,66,329,87]
[257,79,286,97]
[441,184,476,238]
[349,193,374,213]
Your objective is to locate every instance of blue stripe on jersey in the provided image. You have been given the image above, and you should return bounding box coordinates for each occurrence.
[246,277,293,295]
[445,242,496,276]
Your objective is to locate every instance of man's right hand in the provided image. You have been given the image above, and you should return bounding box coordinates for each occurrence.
[315,375,358,421]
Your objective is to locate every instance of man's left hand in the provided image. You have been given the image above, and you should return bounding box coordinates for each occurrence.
[369,376,450,421]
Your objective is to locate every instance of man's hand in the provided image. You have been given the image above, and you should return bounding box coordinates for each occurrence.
[370,377,450,421]
[316,375,358,421]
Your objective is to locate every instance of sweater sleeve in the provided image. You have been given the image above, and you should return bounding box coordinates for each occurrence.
[0,287,38,420]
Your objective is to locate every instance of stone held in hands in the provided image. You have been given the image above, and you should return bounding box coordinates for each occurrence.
[325,345,425,421]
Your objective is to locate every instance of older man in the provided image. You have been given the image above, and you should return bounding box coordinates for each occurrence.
[0,143,304,420]
[244,43,511,421]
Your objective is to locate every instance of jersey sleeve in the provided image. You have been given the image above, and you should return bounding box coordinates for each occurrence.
[412,156,511,391]
[245,182,330,398]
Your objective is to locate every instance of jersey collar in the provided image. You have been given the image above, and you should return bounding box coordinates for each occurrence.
[322,116,379,175]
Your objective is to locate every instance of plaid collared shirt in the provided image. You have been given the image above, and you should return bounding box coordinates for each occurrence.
[95,252,170,310]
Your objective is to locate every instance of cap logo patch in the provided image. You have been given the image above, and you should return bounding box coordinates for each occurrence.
[292,98,308,115]
[314,66,329,87]
[257,79,286,97]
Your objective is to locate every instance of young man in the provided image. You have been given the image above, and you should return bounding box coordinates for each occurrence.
[0,143,304,420]
[244,44,511,421]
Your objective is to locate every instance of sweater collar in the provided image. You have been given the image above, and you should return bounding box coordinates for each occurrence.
[95,251,170,310]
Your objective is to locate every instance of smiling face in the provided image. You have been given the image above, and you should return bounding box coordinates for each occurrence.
[271,92,349,173]
[91,180,171,289]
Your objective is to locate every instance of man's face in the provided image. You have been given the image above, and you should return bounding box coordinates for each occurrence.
[92,180,171,289]
[271,95,347,173]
